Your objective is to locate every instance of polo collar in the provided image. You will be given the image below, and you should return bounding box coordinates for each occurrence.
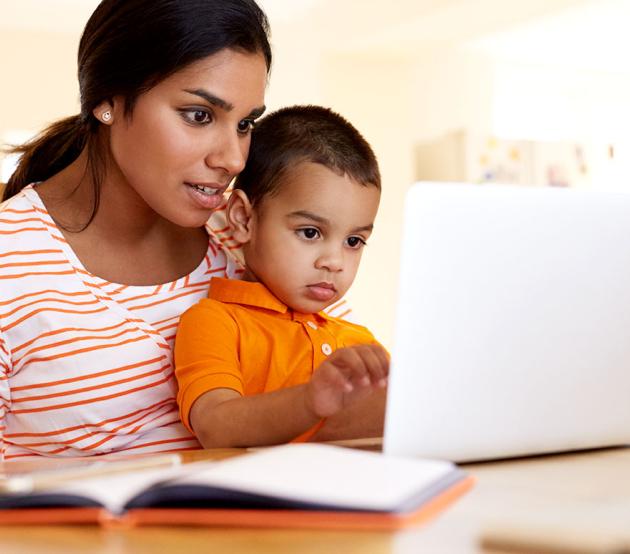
[209,277,288,313]
[208,277,329,323]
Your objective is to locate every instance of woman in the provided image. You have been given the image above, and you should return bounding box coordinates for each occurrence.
[0,0,271,460]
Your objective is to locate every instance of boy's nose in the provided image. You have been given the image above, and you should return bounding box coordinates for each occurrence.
[315,248,344,273]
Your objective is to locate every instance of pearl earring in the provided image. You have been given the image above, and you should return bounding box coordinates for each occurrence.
[101,111,112,123]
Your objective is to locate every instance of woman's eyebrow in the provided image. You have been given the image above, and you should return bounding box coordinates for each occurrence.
[184,88,265,118]
[185,88,233,110]
[249,105,267,118]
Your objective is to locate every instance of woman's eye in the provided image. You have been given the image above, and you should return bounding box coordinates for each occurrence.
[237,119,255,135]
[346,236,366,249]
[297,228,320,240]
[180,109,212,125]
[193,110,210,123]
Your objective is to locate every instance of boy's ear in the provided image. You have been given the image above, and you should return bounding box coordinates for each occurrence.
[227,189,254,244]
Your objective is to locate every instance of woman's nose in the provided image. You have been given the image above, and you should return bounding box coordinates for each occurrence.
[206,132,247,176]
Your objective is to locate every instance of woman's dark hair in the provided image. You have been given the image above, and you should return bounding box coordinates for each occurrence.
[234,105,381,207]
[2,0,272,218]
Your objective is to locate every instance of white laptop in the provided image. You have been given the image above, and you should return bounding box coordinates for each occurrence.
[383,182,630,462]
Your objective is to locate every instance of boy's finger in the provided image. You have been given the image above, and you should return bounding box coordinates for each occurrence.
[320,361,355,392]
[371,345,390,382]
[331,348,371,385]
[350,345,389,387]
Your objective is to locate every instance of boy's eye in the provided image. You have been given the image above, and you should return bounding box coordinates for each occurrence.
[297,227,320,240]
[346,236,366,249]
[237,119,256,135]
[180,109,212,125]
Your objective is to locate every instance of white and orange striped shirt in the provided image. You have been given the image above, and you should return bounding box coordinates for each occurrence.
[0,184,352,461]
[0,185,248,460]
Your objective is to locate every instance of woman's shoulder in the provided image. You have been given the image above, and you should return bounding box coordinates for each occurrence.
[0,186,63,288]
[0,185,35,213]
[0,185,47,243]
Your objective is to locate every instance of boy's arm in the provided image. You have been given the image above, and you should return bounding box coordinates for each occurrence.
[189,385,320,448]
[189,344,388,448]
[177,299,314,447]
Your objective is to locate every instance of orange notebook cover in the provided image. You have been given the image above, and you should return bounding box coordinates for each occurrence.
[0,444,473,530]
[122,475,474,531]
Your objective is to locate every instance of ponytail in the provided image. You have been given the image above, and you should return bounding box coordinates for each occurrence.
[2,115,90,201]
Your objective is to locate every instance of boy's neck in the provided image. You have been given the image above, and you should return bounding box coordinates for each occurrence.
[240,266,259,284]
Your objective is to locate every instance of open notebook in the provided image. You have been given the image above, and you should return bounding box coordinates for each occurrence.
[0,443,473,530]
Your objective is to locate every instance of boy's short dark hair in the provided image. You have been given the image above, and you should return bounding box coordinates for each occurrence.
[234,105,381,207]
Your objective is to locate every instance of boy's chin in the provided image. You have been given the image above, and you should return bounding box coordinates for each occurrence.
[288,302,326,315]
[287,296,335,315]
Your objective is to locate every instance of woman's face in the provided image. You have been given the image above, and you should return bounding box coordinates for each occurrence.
[106,49,268,227]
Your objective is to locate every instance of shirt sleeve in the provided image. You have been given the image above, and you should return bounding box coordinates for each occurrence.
[323,295,355,323]
[174,300,243,434]
[0,332,12,453]
[206,193,245,268]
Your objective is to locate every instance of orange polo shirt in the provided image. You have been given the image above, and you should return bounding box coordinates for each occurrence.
[175,277,379,433]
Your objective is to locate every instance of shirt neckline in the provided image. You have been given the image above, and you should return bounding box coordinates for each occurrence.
[24,184,212,294]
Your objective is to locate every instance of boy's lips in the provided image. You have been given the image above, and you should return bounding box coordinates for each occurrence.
[306,282,337,302]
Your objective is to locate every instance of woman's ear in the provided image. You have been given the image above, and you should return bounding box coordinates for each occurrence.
[93,100,115,125]
[227,189,254,244]
[93,96,123,125]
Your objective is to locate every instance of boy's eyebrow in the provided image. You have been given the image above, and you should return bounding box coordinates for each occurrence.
[288,211,329,225]
[351,223,374,233]
[183,88,266,118]
[288,211,374,233]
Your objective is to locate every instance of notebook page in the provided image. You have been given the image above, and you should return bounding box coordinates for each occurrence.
[41,464,189,514]
[171,444,457,512]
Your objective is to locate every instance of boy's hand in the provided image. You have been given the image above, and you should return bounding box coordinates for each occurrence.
[305,344,389,418]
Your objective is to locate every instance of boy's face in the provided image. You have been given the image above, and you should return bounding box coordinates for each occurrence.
[240,161,380,313]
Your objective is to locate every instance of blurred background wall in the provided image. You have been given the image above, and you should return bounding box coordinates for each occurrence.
[2,0,629,348]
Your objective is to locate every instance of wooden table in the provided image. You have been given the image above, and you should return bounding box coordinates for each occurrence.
[1,446,629,554]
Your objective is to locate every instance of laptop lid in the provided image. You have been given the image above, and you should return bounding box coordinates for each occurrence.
[383,182,630,462]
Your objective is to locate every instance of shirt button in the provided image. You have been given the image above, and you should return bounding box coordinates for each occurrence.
[321,343,333,356]
[307,321,318,330]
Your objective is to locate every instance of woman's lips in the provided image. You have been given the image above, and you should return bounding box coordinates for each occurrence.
[306,283,337,302]
[184,181,226,210]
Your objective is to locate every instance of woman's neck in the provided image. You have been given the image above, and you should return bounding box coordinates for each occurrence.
[36,146,209,286]
[39,147,172,242]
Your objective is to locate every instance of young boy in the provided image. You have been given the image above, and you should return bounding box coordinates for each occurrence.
[175,105,388,448]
